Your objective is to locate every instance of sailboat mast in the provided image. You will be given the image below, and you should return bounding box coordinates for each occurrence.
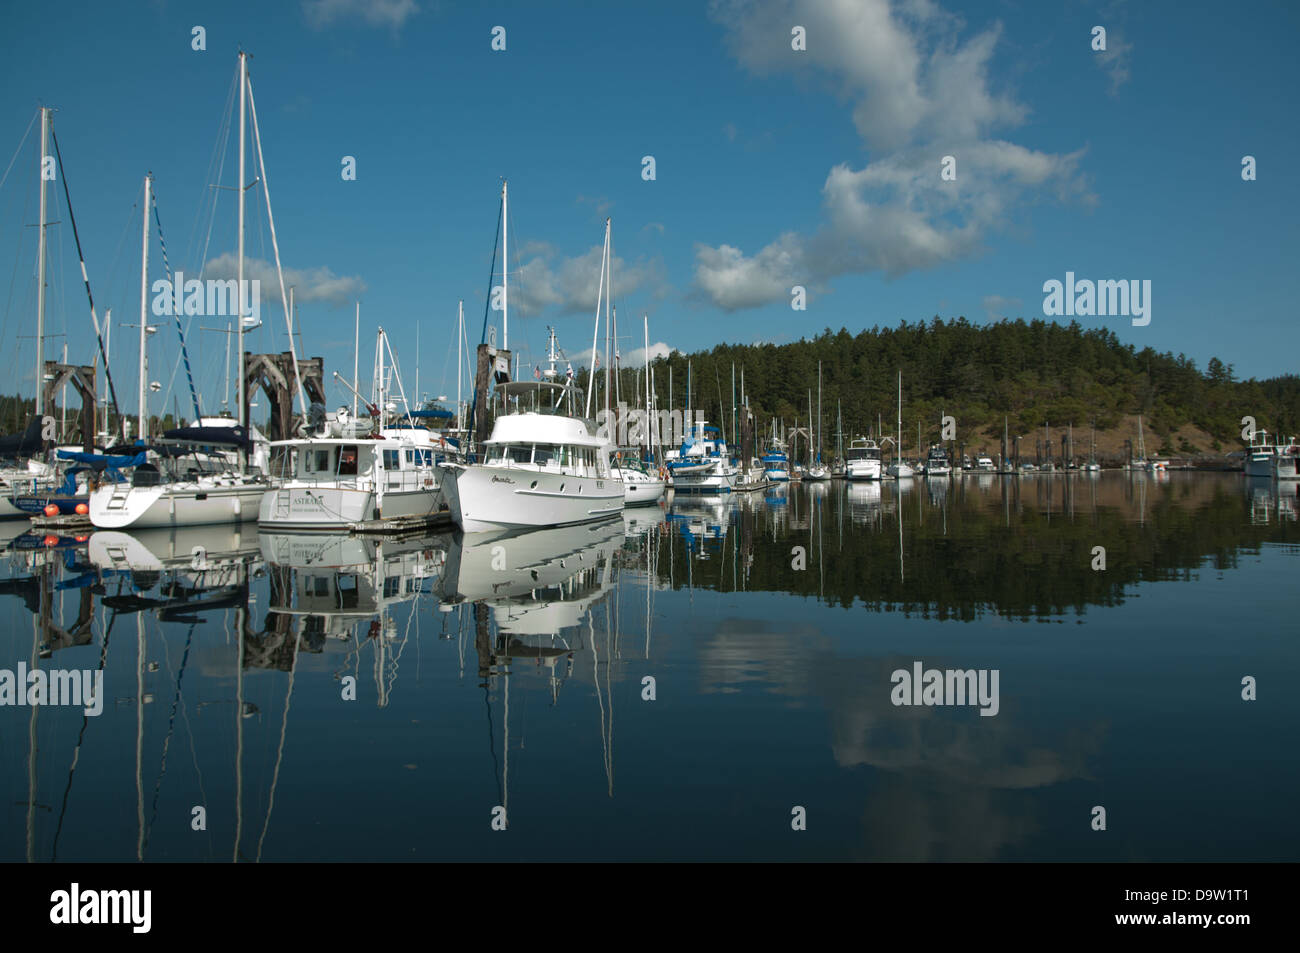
[138,173,151,439]
[237,51,247,430]
[807,389,813,466]
[35,107,50,418]
[457,300,464,430]
[644,314,651,454]
[604,228,612,424]
[896,370,902,464]
[501,179,508,351]
[583,218,609,419]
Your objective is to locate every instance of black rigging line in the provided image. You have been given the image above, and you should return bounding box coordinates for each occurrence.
[51,592,122,861]
[49,122,124,441]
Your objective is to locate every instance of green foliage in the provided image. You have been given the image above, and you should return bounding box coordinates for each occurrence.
[628,319,1297,451]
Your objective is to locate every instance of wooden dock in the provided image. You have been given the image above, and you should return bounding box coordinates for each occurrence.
[347,510,456,536]
[30,513,94,533]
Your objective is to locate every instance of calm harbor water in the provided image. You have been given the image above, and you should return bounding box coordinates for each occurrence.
[2,472,1296,862]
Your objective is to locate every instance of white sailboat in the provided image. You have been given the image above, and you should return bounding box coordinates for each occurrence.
[89,52,303,529]
[805,373,830,481]
[1085,420,1101,471]
[611,316,666,505]
[887,371,914,479]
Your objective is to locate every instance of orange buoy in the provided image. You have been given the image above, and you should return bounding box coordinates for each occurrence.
[43,503,59,518]
[75,502,89,515]
[74,535,89,543]
[43,534,58,547]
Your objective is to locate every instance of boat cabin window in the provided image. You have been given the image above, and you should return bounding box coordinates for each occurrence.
[383,449,402,470]
[507,445,532,465]
[339,446,359,476]
[534,444,554,466]
[306,448,332,473]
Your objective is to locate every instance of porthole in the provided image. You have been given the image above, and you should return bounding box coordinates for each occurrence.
[530,480,538,489]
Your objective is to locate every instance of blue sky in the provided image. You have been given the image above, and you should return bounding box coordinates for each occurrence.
[1,0,1296,420]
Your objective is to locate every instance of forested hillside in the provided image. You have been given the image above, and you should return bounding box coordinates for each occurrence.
[634,318,1298,457]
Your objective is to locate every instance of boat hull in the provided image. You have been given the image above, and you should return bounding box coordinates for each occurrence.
[447,463,624,533]
[620,476,667,505]
[258,484,445,529]
[670,465,736,493]
[9,493,89,516]
[845,460,882,481]
[89,481,265,529]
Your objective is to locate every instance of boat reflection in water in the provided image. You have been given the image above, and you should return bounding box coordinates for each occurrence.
[259,532,447,698]
[88,524,263,619]
[439,517,623,643]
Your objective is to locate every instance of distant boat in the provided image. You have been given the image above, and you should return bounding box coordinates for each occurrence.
[1244,428,1298,480]
[925,443,952,477]
[845,436,883,481]
[1143,414,1168,472]
[609,320,666,505]
[976,455,995,472]
[887,371,914,479]
[997,417,1017,474]
[760,443,791,482]
[1129,414,1150,470]
[803,371,831,481]
[1275,436,1300,480]
[667,420,738,492]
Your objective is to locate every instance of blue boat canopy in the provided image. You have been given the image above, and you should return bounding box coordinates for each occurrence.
[56,450,147,470]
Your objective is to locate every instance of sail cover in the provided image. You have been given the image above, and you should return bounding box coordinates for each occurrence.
[159,425,253,449]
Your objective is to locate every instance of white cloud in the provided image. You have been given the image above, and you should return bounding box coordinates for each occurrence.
[1093,1,1133,96]
[693,235,806,312]
[981,294,1022,320]
[695,0,1093,311]
[203,253,366,308]
[508,243,667,316]
[569,341,677,371]
[302,0,419,31]
[1094,33,1132,95]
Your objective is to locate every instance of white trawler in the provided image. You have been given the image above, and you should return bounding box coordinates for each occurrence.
[444,380,623,533]
[443,206,624,533]
[259,328,455,530]
[1244,428,1299,480]
[845,436,884,481]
